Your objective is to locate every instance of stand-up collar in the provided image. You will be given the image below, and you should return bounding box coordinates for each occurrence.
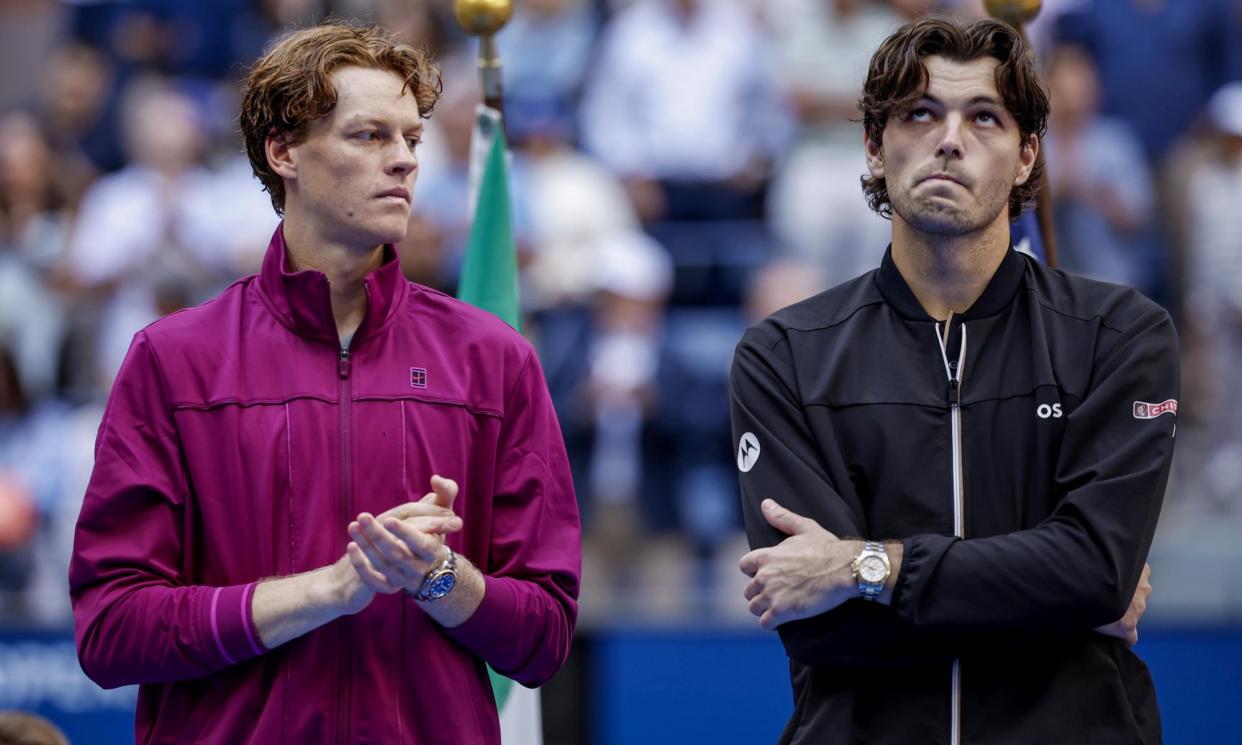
[256,224,408,345]
[874,243,1026,322]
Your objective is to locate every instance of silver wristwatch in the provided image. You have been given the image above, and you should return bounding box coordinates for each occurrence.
[851,541,891,601]
[408,547,458,602]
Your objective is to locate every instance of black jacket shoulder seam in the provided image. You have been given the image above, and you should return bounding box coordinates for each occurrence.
[782,298,887,336]
[1029,287,1127,336]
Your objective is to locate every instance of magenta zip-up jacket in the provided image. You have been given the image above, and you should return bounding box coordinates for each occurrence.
[69,226,581,744]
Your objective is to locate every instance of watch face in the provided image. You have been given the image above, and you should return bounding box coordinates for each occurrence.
[426,572,456,600]
[859,555,888,583]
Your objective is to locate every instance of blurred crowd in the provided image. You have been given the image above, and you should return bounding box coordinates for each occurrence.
[0,0,1240,627]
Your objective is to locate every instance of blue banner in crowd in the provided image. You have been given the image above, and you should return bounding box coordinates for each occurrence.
[0,630,135,744]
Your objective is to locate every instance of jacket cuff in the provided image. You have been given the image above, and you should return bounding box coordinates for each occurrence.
[891,537,914,606]
[441,574,518,657]
[893,533,955,624]
[200,582,267,665]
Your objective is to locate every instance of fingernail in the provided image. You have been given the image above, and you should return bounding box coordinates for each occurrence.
[384,518,399,530]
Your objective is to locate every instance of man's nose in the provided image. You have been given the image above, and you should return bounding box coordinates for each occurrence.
[387,140,417,176]
[935,114,965,159]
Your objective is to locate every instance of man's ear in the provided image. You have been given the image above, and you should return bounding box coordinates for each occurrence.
[864,132,885,179]
[265,131,296,181]
[1014,132,1038,186]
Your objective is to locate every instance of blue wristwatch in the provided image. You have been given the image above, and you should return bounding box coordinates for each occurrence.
[409,548,458,602]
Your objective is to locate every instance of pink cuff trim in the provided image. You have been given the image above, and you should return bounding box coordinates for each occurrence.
[208,587,236,664]
[241,582,264,656]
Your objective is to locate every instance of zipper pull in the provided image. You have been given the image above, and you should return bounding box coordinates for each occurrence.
[948,377,960,406]
[339,348,351,379]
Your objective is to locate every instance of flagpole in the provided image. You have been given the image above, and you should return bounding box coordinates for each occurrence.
[984,0,1059,268]
[453,0,513,118]
[450,2,539,742]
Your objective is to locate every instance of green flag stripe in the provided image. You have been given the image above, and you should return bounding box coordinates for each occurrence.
[455,109,522,715]
[457,126,520,331]
[488,665,514,709]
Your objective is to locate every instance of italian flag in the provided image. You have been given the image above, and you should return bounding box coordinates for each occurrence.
[457,104,542,744]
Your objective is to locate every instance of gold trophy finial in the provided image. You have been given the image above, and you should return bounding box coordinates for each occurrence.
[983,0,1043,26]
[454,0,514,37]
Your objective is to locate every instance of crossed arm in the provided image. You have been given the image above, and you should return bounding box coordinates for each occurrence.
[739,497,1153,646]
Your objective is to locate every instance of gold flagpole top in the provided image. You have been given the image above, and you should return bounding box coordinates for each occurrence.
[983,0,1043,26]
[453,0,514,37]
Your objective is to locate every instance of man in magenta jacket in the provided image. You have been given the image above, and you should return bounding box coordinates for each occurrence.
[68,21,581,744]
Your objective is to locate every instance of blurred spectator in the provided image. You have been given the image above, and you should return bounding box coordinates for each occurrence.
[409,66,532,287]
[37,42,115,188]
[0,112,72,276]
[1173,82,1242,511]
[1055,0,1242,165]
[765,0,898,285]
[375,0,456,58]
[504,94,669,525]
[766,0,899,134]
[496,0,597,108]
[0,111,69,401]
[516,97,642,310]
[68,0,270,80]
[0,341,99,625]
[744,256,828,322]
[577,232,676,603]
[0,0,64,112]
[66,76,275,387]
[0,259,65,405]
[580,0,792,222]
[1043,44,1154,290]
[587,233,672,513]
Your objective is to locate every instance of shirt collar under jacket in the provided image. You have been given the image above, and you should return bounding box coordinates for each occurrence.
[256,223,409,346]
[873,242,1027,322]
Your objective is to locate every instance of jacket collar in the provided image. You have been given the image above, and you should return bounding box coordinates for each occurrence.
[257,224,408,345]
[874,243,1026,322]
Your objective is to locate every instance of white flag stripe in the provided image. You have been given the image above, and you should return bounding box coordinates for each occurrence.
[498,684,542,745]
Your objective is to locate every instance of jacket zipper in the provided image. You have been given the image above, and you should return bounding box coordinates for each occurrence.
[337,344,353,745]
[935,319,967,745]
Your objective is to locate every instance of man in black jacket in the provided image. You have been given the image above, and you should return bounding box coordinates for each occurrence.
[731,16,1173,745]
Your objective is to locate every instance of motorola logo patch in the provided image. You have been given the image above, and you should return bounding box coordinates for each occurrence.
[737,432,761,473]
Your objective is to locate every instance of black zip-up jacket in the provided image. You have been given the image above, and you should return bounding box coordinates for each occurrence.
[730,247,1178,745]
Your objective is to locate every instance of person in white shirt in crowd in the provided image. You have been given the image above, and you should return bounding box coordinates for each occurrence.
[764,0,902,286]
[1174,82,1242,511]
[580,0,792,222]
[1043,43,1154,291]
[66,77,277,388]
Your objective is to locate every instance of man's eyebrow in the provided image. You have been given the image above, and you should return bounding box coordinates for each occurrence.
[917,93,1006,108]
[968,95,1005,107]
[340,114,424,133]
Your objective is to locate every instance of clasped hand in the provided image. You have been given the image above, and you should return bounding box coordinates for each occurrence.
[346,474,462,597]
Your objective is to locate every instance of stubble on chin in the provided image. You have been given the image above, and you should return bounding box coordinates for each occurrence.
[892,192,979,237]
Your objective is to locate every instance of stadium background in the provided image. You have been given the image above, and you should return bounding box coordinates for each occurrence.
[0,0,1240,741]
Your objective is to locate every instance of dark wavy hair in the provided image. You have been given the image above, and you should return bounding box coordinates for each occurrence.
[240,21,442,216]
[859,16,1049,220]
